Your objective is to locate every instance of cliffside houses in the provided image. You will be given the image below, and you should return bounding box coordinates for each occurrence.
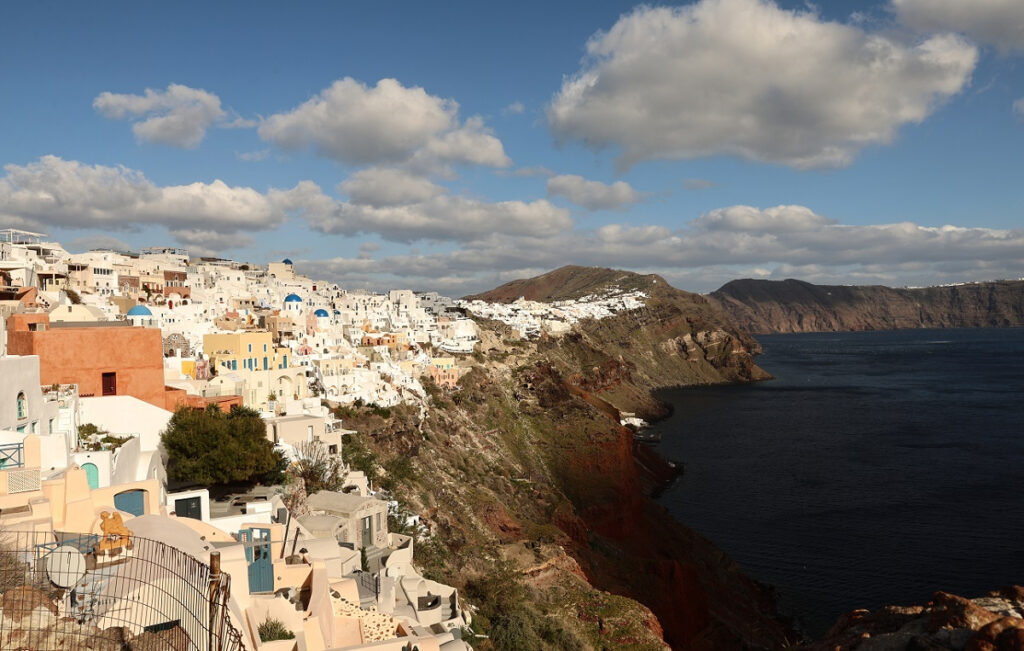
[0,229,479,650]
[459,287,647,337]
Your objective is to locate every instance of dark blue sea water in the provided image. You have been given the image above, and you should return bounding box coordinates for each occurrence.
[651,328,1024,637]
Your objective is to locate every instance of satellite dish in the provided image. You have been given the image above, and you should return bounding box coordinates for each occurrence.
[46,545,87,588]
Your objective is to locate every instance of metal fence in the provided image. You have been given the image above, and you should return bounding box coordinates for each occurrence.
[0,530,246,650]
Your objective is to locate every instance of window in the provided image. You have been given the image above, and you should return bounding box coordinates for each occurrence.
[16,392,26,419]
[248,343,252,353]
[376,512,382,532]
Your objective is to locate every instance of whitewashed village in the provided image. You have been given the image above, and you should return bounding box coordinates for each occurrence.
[0,228,647,651]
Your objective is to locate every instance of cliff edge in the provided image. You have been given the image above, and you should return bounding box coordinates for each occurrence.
[708,278,1024,334]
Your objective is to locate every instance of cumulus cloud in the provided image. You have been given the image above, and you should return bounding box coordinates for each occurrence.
[169,229,254,257]
[258,78,511,170]
[548,0,978,169]
[692,205,836,232]
[303,205,1024,294]
[272,180,572,243]
[93,84,230,148]
[546,174,644,210]
[339,168,444,206]
[0,156,283,250]
[893,0,1024,52]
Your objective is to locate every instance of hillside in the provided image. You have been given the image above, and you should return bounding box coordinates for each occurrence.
[464,265,664,303]
[708,278,1024,334]
[338,266,791,650]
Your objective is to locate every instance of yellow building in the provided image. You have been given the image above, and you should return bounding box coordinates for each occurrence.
[203,331,290,374]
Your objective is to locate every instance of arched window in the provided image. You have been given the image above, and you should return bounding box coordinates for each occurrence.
[16,392,26,419]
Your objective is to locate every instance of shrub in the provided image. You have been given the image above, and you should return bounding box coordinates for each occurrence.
[291,440,344,494]
[258,618,295,642]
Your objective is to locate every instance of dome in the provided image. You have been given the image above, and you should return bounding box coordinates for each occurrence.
[127,304,152,316]
[314,308,329,318]
[284,293,302,303]
[282,258,293,265]
[333,309,341,315]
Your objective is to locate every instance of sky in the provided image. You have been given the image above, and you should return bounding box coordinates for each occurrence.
[1,0,1023,295]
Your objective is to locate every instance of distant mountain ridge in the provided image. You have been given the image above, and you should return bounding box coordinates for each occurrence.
[708,278,1024,334]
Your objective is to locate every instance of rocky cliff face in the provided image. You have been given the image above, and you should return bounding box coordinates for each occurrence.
[708,278,1024,334]
[340,267,792,650]
[802,585,1024,651]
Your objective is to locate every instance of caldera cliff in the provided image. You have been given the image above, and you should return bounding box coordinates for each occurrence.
[335,266,792,650]
[709,278,1024,334]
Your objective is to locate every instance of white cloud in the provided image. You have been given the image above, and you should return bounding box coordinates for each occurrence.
[0,156,283,249]
[503,101,525,115]
[339,168,444,206]
[692,205,836,232]
[169,229,254,257]
[1014,97,1024,118]
[546,174,643,210]
[893,0,1024,52]
[258,78,511,170]
[93,84,228,148]
[272,180,571,243]
[548,0,978,170]
[304,205,1024,294]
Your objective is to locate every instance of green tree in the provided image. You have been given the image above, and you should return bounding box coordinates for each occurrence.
[161,405,286,485]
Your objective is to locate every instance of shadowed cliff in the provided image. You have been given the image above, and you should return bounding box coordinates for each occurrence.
[708,278,1024,334]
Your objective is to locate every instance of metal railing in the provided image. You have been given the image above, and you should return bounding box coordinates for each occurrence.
[0,443,24,469]
[0,530,246,650]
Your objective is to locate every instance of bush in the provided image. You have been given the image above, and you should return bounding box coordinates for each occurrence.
[257,618,295,642]
[341,433,379,487]
[380,456,417,492]
[161,405,287,485]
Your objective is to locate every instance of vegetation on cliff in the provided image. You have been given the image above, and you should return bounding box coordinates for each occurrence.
[333,267,794,650]
[709,278,1024,334]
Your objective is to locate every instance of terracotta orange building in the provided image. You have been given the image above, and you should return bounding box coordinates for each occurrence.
[6,313,169,409]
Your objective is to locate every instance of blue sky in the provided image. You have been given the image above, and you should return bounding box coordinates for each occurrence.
[1,0,1022,294]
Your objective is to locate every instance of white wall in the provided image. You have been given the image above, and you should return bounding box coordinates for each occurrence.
[80,396,171,451]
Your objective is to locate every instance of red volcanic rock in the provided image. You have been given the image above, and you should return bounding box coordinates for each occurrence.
[805,587,1024,651]
[967,617,1024,651]
[929,591,1002,632]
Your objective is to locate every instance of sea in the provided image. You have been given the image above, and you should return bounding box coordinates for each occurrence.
[650,328,1024,637]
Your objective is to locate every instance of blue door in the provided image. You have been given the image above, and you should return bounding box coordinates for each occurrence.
[113,490,145,516]
[82,463,99,489]
[240,527,273,593]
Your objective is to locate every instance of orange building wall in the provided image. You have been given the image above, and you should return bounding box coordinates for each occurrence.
[7,315,167,409]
